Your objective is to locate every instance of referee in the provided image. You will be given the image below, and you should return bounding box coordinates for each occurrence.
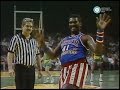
[7,18,42,89]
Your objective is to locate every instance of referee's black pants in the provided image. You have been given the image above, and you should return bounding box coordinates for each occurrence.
[14,64,35,89]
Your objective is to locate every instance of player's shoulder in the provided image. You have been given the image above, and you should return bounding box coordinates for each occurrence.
[80,33,94,44]
[60,36,69,42]
[80,33,88,40]
[82,34,93,40]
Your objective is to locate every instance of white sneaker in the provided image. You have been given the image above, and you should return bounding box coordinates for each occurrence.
[50,77,54,83]
[90,81,94,86]
[90,78,93,82]
[44,77,50,83]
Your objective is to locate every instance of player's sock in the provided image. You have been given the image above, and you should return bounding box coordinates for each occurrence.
[99,74,103,81]
[90,73,94,82]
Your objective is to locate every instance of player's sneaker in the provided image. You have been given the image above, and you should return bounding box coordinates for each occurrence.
[99,78,103,82]
[90,81,94,86]
[50,77,54,83]
[43,77,50,83]
[90,79,93,82]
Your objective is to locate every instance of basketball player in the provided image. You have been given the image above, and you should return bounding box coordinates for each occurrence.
[86,52,95,82]
[93,53,104,82]
[42,42,54,83]
[32,29,54,82]
[39,13,111,89]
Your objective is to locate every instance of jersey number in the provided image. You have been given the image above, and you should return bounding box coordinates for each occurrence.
[62,45,69,51]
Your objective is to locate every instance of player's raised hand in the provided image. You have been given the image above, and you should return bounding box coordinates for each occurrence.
[96,13,111,30]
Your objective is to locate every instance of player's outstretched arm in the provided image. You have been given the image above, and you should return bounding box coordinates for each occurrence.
[85,13,111,55]
[95,13,111,55]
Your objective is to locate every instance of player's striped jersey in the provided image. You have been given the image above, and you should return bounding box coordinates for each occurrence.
[60,33,87,65]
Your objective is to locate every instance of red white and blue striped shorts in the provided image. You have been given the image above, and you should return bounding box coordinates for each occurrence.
[59,59,88,88]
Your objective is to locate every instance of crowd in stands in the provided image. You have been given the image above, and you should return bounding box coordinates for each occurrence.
[0,33,119,71]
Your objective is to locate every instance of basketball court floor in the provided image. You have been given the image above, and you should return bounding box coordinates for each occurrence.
[1,70,119,89]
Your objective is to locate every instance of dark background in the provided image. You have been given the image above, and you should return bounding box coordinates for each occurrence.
[1,1,119,40]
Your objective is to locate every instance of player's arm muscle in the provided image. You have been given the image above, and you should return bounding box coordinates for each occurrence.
[45,42,61,59]
[87,35,96,52]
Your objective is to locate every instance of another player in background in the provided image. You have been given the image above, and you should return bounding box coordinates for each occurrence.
[86,50,95,82]
[93,53,105,82]
[41,41,54,83]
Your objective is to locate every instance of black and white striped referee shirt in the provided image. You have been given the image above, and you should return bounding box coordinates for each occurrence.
[8,33,40,66]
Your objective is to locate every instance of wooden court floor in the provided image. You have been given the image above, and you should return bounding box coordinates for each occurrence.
[1,70,119,89]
